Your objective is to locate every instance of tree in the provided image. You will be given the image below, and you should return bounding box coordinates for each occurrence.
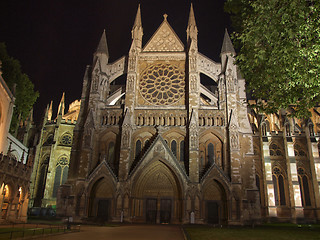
[225,0,320,118]
[0,43,39,132]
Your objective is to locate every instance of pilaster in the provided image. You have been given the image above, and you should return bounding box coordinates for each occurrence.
[284,134,304,220]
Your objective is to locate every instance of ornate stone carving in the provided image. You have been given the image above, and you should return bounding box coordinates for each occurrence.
[190,75,197,92]
[129,56,136,72]
[143,21,184,52]
[92,69,99,92]
[139,63,185,105]
[127,75,135,91]
[189,57,197,71]
[154,143,165,153]
[226,69,234,92]
[230,131,239,150]
[121,127,131,149]
[190,123,198,149]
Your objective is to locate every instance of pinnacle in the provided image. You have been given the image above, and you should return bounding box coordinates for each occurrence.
[221,29,236,55]
[96,30,109,56]
[188,3,196,27]
[133,4,142,28]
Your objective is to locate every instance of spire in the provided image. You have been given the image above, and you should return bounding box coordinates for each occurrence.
[131,4,143,50]
[58,92,65,116]
[188,3,196,28]
[133,4,142,29]
[221,29,236,56]
[187,3,198,41]
[48,101,53,121]
[95,30,109,56]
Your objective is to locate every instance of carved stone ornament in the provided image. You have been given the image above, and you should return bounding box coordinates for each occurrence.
[121,128,131,149]
[230,131,239,150]
[127,75,135,91]
[143,20,184,52]
[190,123,198,149]
[92,69,100,92]
[154,143,165,153]
[190,75,197,92]
[190,57,197,71]
[226,69,234,92]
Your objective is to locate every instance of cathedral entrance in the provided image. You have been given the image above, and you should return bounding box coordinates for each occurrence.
[88,177,114,220]
[146,198,157,223]
[207,201,219,224]
[131,161,182,224]
[203,180,227,224]
[97,199,109,220]
[160,199,171,224]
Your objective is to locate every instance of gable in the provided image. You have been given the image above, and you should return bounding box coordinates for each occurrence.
[143,17,184,52]
[129,135,188,182]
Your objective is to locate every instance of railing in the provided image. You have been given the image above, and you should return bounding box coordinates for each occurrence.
[0,223,80,239]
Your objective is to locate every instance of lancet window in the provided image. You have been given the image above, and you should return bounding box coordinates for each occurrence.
[272,167,286,206]
[297,168,311,207]
[52,157,69,197]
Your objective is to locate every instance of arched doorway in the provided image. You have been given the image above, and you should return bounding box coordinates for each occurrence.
[203,180,227,224]
[131,161,183,224]
[88,177,114,221]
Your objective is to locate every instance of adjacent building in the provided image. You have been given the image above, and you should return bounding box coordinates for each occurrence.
[29,94,80,209]
[0,63,33,223]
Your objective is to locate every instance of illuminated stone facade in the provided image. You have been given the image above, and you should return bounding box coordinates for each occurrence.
[57,5,320,224]
[0,65,33,223]
[29,94,80,209]
[249,104,320,222]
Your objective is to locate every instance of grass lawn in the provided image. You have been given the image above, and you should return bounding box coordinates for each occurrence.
[185,224,320,240]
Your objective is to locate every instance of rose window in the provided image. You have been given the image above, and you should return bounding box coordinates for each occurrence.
[139,63,185,105]
[61,135,72,146]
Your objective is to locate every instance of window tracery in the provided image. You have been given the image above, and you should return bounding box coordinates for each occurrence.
[297,167,311,206]
[272,167,286,206]
[52,156,69,197]
[139,63,185,105]
[269,143,283,156]
[60,134,72,146]
[294,144,307,157]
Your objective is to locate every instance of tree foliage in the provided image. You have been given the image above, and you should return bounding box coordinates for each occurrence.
[225,0,320,118]
[0,43,39,132]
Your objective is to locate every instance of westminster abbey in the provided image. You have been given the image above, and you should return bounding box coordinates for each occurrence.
[55,5,320,224]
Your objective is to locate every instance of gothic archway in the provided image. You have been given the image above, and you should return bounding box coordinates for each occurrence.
[131,160,183,224]
[88,177,114,221]
[202,180,228,224]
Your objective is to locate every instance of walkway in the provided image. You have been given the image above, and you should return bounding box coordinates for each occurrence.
[45,224,185,240]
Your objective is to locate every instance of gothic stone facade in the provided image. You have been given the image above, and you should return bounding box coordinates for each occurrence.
[29,94,80,208]
[57,6,320,224]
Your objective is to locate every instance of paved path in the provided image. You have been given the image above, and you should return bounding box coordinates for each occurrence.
[44,224,185,240]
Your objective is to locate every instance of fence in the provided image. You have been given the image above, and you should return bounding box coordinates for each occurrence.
[0,223,81,239]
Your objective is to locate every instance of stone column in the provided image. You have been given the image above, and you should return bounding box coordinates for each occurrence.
[261,136,277,217]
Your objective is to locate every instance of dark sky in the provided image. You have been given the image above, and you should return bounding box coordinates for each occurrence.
[0,0,231,124]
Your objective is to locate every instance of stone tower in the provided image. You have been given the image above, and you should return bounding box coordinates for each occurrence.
[57,5,260,225]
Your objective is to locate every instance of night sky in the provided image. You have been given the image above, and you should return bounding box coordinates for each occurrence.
[0,0,231,124]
